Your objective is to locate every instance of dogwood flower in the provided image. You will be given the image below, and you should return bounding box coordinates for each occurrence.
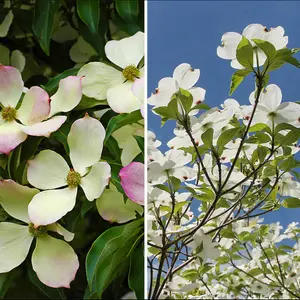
[188,229,220,262]
[148,63,206,109]
[27,114,111,226]
[242,84,300,128]
[0,180,79,288]
[217,24,288,69]
[119,162,144,205]
[0,65,82,154]
[148,149,196,184]
[78,32,144,113]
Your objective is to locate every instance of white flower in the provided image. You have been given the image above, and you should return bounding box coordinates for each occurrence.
[27,114,111,226]
[188,229,220,262]
[242,84,300,128]
[148,63,206,110]
[217,24,288,69]
[78,32,144,113]
[0,180,79,288]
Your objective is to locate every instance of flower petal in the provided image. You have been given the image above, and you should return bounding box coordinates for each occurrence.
[105,31,144,68]
[32,234,79,288]
[0,65,23,107]
[28,187,77,226]
[0,120,27,155]
[107,82,141,113]
[80,162,111,201]
[49,76,82,117]
[17,86,50,125]
[217,32,241,60]
[96,189,143,223]
[78,62,123,100]
[47,223,75,242]
[0,10,13,37]
[68,114,105,174]
[0,179,39,223]
[173,63,200,89]
[132,76,144,101]
[0,222,33,273]
[119,162,144,205]
[21,115,67,137]
[27,150,69,190]
[11,50,26,72]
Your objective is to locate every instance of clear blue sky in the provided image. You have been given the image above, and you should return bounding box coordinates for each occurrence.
[148,1,300,227]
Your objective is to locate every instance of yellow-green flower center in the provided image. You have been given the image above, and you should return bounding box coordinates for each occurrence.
[28,223,47,237]
[122,65,139,81]
[67,169,81,187]
[2,106,16,121]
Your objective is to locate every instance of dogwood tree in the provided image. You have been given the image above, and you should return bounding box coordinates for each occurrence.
[148,24,300,299]
[0,1,144,299]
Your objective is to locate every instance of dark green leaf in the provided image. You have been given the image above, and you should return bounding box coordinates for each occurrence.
[128,245,144,299]
[177,88,193,114]
[190,102,210,112]
[105,136,121,163]
[77,0,100,34]
[133,135,144,154]
[201,128,214,148]
[32,0,60,55]
[104,110,143,143]
[86,218,143,297]
[217,127,240,149]
[44,68,79,95]
[115,0,139,23]
[75,95,107,111]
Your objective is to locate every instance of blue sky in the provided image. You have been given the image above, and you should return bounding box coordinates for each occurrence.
[148,1,300,228]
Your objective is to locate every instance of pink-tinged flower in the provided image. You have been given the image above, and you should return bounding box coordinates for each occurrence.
[0,65,82,155]
[0,180,79,288]
[119,162,144,205]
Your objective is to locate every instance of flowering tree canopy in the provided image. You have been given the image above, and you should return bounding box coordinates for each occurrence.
[147,24,300,299]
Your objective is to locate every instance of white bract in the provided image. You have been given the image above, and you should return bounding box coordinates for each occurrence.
[0,180,79,288]
[217,24,288,69]
[78,32,144,113]
[27,114,111,226]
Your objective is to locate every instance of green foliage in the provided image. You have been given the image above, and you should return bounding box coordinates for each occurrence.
[236,36,254,69]
[86,218,143,298]
[77,0,100,34]
[32,0,60,55]
[229,69,252,95]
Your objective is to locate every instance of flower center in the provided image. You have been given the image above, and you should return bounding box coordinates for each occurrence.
[122,65,139,81]
[66,169,81,187]
[2,106,16,121]
[268,111,277,119]
[28,223,47,237]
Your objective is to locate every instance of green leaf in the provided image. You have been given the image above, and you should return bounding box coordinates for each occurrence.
[278,156,297,172]
[282,197,300,208]
[268,48,300,72]
[32,0,60,55]
[115,0,139,23]
[217,127,240,149]
[77,0,100,34]
[236,36,254,69]
[128,245,144,299]
[263,165,277,178]
[74,95,107,111]
[105,136,122,164]
[133,135,144,155]
[170,176,181,192]
[249,123,268,133]
[44,68,79,95]
[201,128,214,148]
[229,69,252,95]
[153,97,179,121]
[177,88,193,114]
[0,272,12,299]
[104,110,143,143]
[252,39,276,60]
[153,184,170,193]
[257,146,269,163]
[190,102,211,112]
[86,218,143,298]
